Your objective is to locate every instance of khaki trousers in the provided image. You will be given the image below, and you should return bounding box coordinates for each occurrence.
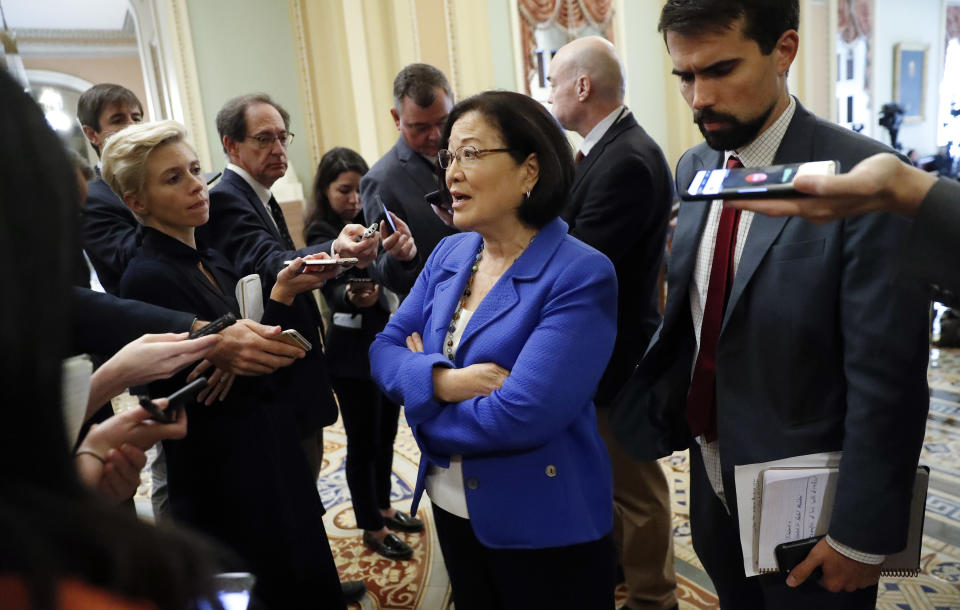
[598,408,677,610]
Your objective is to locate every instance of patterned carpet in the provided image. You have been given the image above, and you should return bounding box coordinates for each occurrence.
[321,348,960,609]
[130,347,960,609]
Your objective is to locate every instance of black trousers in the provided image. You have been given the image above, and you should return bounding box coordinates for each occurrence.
[332,376,400,531]
[432,504,616,610]
[688,443,878,609]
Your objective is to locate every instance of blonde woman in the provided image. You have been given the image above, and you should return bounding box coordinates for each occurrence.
[102,120,347,610]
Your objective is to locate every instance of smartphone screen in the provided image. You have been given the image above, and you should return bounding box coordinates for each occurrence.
[378,195,398,234]
[682,160,838,201]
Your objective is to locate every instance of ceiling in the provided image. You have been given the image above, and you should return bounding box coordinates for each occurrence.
[1,0,131,31]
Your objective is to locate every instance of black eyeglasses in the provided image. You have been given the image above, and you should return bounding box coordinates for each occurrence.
[245,132,295,149]
[438,145,513,169]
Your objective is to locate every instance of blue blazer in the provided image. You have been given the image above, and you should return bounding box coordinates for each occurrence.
[370,217,618,549]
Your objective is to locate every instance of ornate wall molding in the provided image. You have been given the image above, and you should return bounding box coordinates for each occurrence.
[443,0,460,97]
[288,0,323,173]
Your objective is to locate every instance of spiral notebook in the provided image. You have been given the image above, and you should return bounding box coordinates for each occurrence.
[754,465,928,577]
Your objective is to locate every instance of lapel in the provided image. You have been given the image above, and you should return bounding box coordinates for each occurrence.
[721,103,815,330]
[221,169,284,243]
[570,112,636,195]
[428,218,567,360]
[395,137,438,194]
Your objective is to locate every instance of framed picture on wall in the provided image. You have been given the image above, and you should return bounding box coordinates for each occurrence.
[894,43,928,122]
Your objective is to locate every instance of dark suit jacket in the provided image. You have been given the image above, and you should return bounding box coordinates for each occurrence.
[308,214,393,380]
[563,111,672,407]
[117,228,332,606]
[70,286,194,359]
[199,168,338,435]
[901,177,960,306]
[360,136,457,292]
[79,173,140,294]
[611,101,930,555]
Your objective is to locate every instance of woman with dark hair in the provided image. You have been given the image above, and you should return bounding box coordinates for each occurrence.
[370,90,619,609]
[0,69,220,610]
[305,147,423,560]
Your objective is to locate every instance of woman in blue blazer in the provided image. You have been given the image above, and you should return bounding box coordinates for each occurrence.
[370,91,619,610]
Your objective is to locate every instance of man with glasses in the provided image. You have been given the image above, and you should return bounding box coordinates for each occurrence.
[200,92,368,606]
[361,63,458,292]
[547,37,676,610]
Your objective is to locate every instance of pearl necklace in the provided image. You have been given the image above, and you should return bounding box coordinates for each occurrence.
[445,242,484,361]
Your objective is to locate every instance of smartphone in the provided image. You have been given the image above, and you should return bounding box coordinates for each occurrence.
[377,194,398,235]
[775,535,824,580]
[277,328,313,351]
[425,188,453,211]
[188,312,237,339]
[283,258,359,267]
[138,377,209,423]
[681,160,839,201]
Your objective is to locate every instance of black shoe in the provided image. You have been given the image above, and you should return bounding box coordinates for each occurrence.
[383,510,424,533]
[363,531,414,560]
[340,580,366,603]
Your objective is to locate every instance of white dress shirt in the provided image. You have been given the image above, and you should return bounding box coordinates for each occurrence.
[424,308,473,519]
[577,105,628,158]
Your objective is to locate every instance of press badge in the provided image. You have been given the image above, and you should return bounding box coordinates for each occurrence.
[332,312,362,329]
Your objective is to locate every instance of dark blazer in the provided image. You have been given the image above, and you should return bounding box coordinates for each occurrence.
[117,227,332,606]
[360,136,457,292]
[563,111,672,407]
[901,177,960,306]
[79,172,140,294]
[70,286,194,359]
[200,168,333,282]
[611,101,930,555]
[307,214,392,379]
[370,218,618,548]
[199,168,338,435]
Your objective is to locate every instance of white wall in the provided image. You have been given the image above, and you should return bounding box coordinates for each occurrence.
[872,0,945,155]
[618,0,673,158]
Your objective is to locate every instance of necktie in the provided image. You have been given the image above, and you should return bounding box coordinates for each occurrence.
[267,195,296,250]
[686,156,743,442]
[575,150,584,164]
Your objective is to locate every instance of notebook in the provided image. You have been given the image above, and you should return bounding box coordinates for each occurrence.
[756,465,928,576]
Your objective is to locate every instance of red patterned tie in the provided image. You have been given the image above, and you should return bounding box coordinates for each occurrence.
[575,150,584,164]
[686,156,743,442]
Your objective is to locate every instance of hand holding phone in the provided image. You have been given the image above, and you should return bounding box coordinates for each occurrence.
[189,312,237,339]
[378,194,398,235]
[683,161,839,201]
[277,328,312,351]
[775,535,824,582]
[138,377,209,423]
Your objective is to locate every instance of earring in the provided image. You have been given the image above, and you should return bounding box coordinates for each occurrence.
[524,190,531,199]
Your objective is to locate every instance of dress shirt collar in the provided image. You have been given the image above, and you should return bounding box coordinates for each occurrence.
[725,95,797,168]
[579,105,628,158]
[227,162,273,205]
